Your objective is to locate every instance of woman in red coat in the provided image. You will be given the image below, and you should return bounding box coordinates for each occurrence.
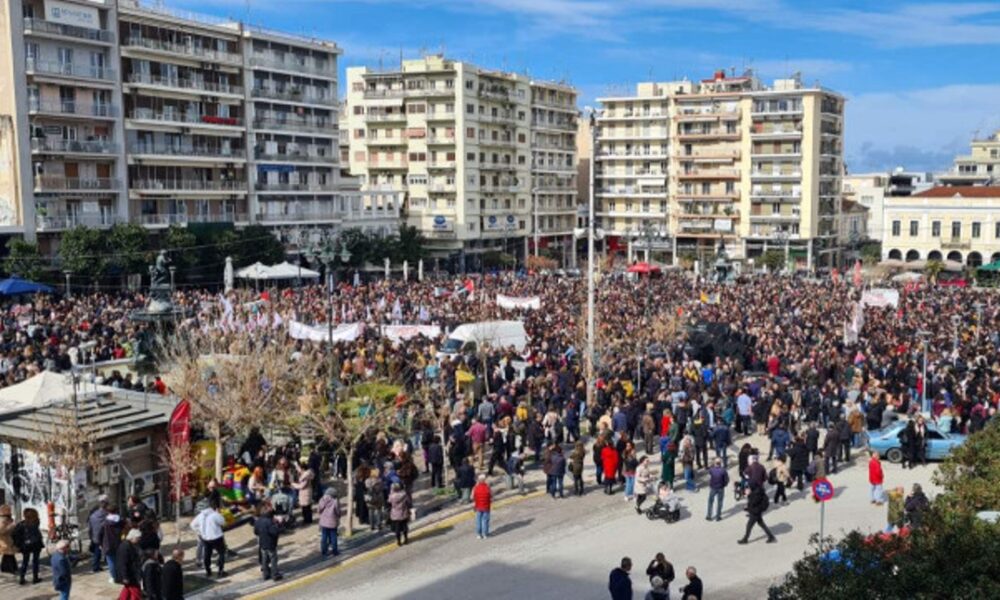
[868,451,885,505]
[601,444,620,495]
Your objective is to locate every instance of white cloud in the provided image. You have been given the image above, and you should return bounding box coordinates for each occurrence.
[845,84,1000,172]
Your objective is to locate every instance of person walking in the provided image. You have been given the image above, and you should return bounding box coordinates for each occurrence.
[428,435,445,489]
[253,504,282,581]
[602,442,620,495]
[101,507,124,583]
[316,488,342,558]
[868,451,885,506]
[680,436,697,492]
[472,474,492,539]
[659,437,676,490]
[549,445,567,499]
[51,540,72,600]
[190,499,227,578]
[141,550,163,600]
[706,458,729,521]
[115,528,143,600]
[161,548,184,600]
[608,556,633,600]
[904,483,930,528]
[87,495,109,573]
[387,483,411,546]
[770,457,790,505]
[569,441,586,496]
[787,434,809,491]
[364,470,385,532]
[292,459,315,525]
[634,456,653,513]
[738,485,776,544]
[0,504,18,578]
[681,566,703,600]
[13,508,43,585]
[622,445,638,501]
[455,458,476,503]
[711,420,731,464]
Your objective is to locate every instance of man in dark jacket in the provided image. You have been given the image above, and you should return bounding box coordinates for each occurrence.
[711,421,731,464]
[837,418,853,463]
[738,485,776,544]
[787,436,810,490]
[823,427,841,474]
[608,556,632,600]
[681,566,703,600]
[427,436,445,489]
[116,528,144,600]
[745,454,767,490]
[142,552,163,600]
[549,446,567,499]
[706,458,729,521]
[161,549,185,600]
[455,458,476,503]
[253,507,283,581]
[87,495,109,572]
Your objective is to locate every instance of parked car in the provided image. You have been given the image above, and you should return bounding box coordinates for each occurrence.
[868,420,966,463]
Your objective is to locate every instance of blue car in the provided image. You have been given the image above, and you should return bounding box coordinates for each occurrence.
[868,420,966,463]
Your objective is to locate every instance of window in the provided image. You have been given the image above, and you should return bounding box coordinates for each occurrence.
[466,127,475,139]
[891,220,901,236]
[972,222,981,238]
[951,221,961,239]
[466,152,476,161]
[465,80,473,90]
[354,129,365,139]
[996,222,1000,239]
[931,221,941,237]
[909,220,918,236]
[466,103,474,114]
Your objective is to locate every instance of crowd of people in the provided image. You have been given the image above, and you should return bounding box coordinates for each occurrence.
[2,266,999,597]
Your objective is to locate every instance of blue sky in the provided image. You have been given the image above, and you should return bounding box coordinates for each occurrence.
[174,0,1000,173]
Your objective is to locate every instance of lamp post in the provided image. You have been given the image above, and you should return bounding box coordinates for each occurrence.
[63,271,71,298]
[304,234,353,365]
[772,229,790,273]
[169,266,176,292]
[586,110,598,408]
[974,302,984,342]
[951,314,962,360]
[917,329,931,413]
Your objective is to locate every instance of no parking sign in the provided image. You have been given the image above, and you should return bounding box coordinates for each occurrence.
[812,478,835,502]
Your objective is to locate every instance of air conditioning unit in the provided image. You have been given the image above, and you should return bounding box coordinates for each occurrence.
[96,463,120,485]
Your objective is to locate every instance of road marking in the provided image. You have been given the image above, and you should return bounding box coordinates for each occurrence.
[245,490,546,599]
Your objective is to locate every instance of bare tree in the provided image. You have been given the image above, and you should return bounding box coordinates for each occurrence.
[160,331,314,481]
[33,409,103,475]
[159,439,200,544]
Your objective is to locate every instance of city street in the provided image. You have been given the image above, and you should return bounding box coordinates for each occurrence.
[259,444,938,600]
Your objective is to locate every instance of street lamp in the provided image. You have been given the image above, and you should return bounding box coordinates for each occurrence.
[917,329,931,413]
[63,270,71,298]
[304,234,353,355]
[169,266,176,292]
[951,314,962,358]
[772,229,790,274]
[974,302,984,342]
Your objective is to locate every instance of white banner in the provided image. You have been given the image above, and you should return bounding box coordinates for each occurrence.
[860,288,900,309]
[288,321,362,343]
[46,0,100,29]
[496,294,541,310]
[381,324,441,342]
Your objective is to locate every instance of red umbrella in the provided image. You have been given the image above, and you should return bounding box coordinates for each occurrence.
[626,262,661,274]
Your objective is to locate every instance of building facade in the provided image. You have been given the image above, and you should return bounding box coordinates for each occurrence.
[0,0,395,253]
[344,56,577,269]
[937,130,1000,186]
[842,169,932,241]
[883,186,1000,267]
[595,71,845,268]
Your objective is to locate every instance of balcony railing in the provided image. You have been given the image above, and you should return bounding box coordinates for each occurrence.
[365,113,407,122]
[255,182,336,192]
[941,238,972,250]
[255,151,334,164]
[751,188,801,199]
[425,111,456,120]
[28,99,117,118]
[128,108,243,127]
[250,53,334,77]
[36,213,118,230]
[135,213,248,226]
[751,170,802,179]
[253,117,333,134]
[426,136,456,145]
[123,36,241,63]
[26,59,116,82]
[256,211,344,223]
[24,18,115,44]
[132,179,247,192]
[751,127,802,137]
[34,177,120,191]
[252,87,336,105]
[130,143,245,159]
[127,73,242,95]
[678,168,740,179]
[427,160,456,169]
[31,139,119,154]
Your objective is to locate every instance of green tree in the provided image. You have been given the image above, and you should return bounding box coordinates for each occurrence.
[106,223,150,277]
[393,223,428,264]
[760,249,786,272]
[162,226,199,279]
[860,241,882,264]
[223,225,285,267]
[3,238,43,281]
[934,420,1000,513]
[338,228,374,268]
[925,259,945,285]
[59,226,108,279]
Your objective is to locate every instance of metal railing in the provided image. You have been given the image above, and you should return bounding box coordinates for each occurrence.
[36,213,118,230]
[131,143,244,159]
[127,73,242,95]
[255,151,334,163]
[252,87,336,105]
[256,211,343,222]
[29,99,117,117]
[253,117,333,134]
[31,139,119,154]
[128,109,242,127]
[135,213,249,226]
[250,53,334,77]
[131,179,247,191]
[26,59,116,81]
[24,18,115,44]
[34,176,120,191]
[255,182,336,192]
[123,36,240,63]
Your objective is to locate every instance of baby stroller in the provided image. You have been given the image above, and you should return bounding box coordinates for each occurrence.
[734,476,749,501]
[645,495,683,523]
[270,490,297,529]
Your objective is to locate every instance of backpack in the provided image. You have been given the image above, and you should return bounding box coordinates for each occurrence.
[767,468,778,486]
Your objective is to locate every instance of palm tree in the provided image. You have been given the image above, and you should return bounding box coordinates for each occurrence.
[925,259,944,285]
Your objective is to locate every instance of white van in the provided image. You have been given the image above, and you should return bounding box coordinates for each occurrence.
[437,320,529,359]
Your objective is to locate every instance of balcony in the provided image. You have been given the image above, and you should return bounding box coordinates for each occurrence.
[674,109,740,121]
[597,151,669,160]
[131,179,248,193]
[749,213,800,222]
[478,114,516,125]
[252,87,336,106]
[751,170,802,180]
[676,130,740,141]
[250,53,334,78]
[128,109,243,129]
[31,139,119,155]
[601,131,669,140]
[682,149,741,161]
[427,136,456,145]
[130,143,245,160]
[365,112,407,122]
[36,213,118,231]
[123,36,241,64]
[598,111,666,121]
[941,238,972,250]
[427,159,456,169]
[751,107,803,118]
[29,99,117,119]
[126,73,242,96]
[477,138,517,149]
[253,117,333,134]
[428,183,457,193]
[255,182,337,192]
[596,187,667,197]
[34,177,120,192]
[678,167,740,180]
[750,127,802,139]
[369,158,410,169]
[25,59,116,83]
[425,111,456,121]
[478,87,512,101]
[23,18,115,45]
[255,151,334,164]
[750,188,801,200]
[481,184,522,194]
[256,211,343,224]
[134,213,249,227]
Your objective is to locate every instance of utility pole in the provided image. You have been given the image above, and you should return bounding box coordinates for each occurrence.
[585,111,597,408]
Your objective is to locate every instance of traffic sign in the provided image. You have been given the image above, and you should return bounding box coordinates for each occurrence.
[812,477,835,502]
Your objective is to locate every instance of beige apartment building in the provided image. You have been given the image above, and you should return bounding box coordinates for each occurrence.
[0,0,396,253]
[937,129,1000,186]
[344,55,577,269]
[883,186,1000,267]
[595,70,845,268]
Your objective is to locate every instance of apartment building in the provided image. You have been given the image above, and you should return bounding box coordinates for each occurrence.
[937,129,1000,186]
[883,186,1000,267]
[344,55,578,269]
[595,70,846,268]
[0,0,395,252]
[842,169,932,240]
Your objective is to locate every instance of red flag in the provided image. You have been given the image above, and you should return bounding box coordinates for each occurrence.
[463,278,474,293]
[831,268,840,285]
[852,260,862,287]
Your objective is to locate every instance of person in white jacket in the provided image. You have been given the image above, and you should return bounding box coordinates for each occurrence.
[190,500,227,578]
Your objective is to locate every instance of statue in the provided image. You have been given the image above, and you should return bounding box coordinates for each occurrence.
[146,250,173,313]
[713,237,733,284]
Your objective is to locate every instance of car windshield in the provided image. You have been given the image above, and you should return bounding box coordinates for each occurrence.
[441,338,463,353]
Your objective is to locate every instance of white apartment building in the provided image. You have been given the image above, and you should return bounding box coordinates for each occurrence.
[842,169,932,241]
[937,129,1000,186]
[596,70,846,269]
[344,55,577,269]
[0,0,396,253]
